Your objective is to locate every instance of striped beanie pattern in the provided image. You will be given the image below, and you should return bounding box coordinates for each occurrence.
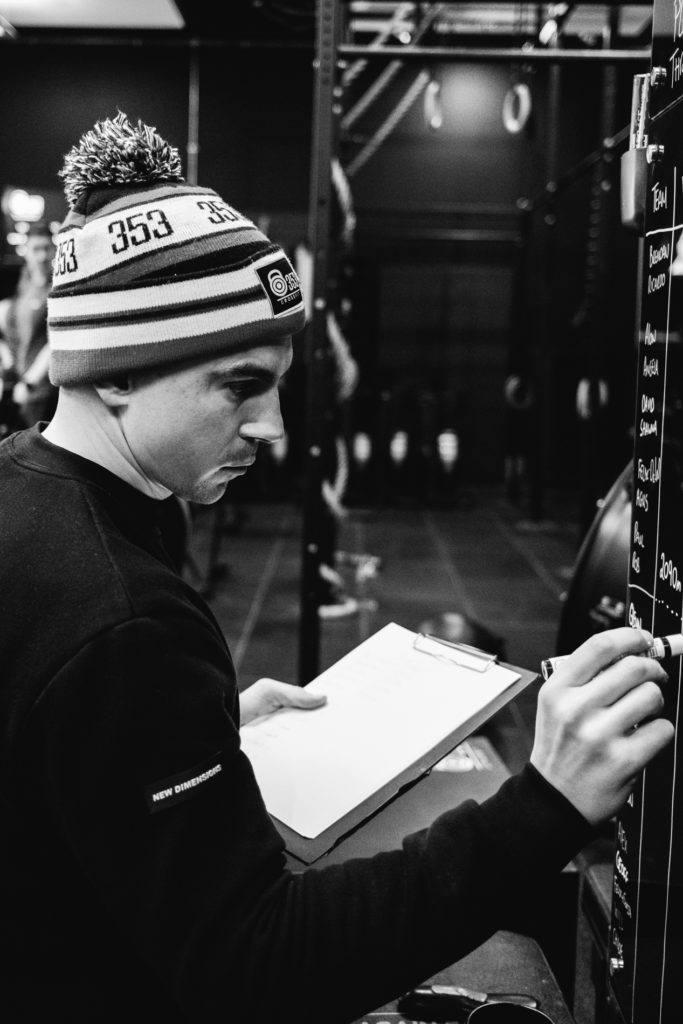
[47,113,305,386]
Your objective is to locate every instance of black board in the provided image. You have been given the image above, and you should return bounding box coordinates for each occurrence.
[607,7,683,1021]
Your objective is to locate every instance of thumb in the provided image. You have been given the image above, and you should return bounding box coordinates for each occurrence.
[281,687,327,710]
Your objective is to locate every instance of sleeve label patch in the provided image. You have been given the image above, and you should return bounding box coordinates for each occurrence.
[145,752,223,814]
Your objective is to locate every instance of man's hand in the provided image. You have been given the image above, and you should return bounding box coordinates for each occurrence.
[530,627,674,825]
[240,678,327,727]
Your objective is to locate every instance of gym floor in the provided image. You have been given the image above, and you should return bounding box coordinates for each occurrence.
[184,483,585,775]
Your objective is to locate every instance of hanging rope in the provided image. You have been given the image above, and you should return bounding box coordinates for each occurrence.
[347,69,431,178]
[331,157,357,248]
[342,2,414,89]
[342,3,445,129]
[343,60,406,131]
[326,309,359,401]
[322,437,351,520]
[320,311,358,518]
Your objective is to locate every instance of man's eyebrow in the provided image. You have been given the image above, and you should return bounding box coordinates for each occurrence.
[206,363,279,385]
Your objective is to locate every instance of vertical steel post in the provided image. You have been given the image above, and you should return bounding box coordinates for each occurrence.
[577,16,619,538]
[187,40,200,186]
[298,0,340,683]
[529,56,561,521]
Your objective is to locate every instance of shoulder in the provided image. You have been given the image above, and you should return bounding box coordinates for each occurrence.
[7,603,237,773]
[0,460,229,706]
[36,610,238,761]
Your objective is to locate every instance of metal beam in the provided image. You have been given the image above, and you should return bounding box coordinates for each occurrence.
[2,32,313,49]
[339,43,649,63]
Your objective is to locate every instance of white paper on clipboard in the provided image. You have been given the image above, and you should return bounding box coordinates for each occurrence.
[239,622,520,839]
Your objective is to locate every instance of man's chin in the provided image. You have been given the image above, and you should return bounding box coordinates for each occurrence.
[174,467,248,505]
[192,482,230,505]
[178,476,231,506]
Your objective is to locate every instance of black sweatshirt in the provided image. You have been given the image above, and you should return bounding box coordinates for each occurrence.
[0,425,592,1023]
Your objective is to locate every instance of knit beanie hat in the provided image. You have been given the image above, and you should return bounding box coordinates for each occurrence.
[47,113,305,386]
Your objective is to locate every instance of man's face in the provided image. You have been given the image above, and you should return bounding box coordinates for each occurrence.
[119,337,293,504]
[24,234,55,284]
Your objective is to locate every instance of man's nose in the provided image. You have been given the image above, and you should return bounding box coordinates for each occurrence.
[239,392,284,446]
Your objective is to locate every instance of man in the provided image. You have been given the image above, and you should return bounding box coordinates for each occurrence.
[0,113,673,1023]
[0,222,59,429]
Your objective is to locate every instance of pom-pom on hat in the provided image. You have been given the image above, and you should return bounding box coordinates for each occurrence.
[47,112,305,386]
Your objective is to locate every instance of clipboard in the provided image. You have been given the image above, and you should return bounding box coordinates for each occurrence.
[241,623,539,864]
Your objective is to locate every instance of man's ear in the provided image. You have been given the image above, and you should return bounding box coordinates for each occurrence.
[93,375,134,409]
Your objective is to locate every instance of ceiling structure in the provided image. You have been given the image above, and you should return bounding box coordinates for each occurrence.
[0,1,314,41]
[0,1,654,49]
[0,0,184,31]
[348,2,652,45]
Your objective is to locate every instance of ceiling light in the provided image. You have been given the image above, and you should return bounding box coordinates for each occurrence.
[3,188,45,222]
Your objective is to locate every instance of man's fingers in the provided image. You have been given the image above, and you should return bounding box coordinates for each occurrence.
[550,627,654,687]
[571,655,668,710]
[620,716,676,773]
[602,678,667,734]
[277,684,327,710]
[287,691,327,709]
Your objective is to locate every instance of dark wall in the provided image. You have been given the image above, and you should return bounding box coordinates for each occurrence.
[0,41,312,233]
[0,45,188,201]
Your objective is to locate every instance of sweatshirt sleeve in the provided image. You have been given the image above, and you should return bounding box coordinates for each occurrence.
[23,613,592,1024]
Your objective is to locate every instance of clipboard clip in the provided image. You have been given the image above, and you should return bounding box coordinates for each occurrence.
[413,633,499,673]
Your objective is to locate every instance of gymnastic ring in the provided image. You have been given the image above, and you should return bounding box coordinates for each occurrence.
[502,83,532,135]
[504,373,534,411]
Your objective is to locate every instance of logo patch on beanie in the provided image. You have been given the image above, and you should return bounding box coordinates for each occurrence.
[256,257,303,318]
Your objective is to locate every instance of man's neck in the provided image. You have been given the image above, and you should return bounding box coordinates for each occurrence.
[43,388,171,500]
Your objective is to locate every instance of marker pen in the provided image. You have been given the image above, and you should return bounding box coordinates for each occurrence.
[541,633,683,681]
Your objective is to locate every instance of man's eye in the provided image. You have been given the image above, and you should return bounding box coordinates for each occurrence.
[226,380,263,398]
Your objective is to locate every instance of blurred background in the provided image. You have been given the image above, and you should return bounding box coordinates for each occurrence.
[0,0,643,760]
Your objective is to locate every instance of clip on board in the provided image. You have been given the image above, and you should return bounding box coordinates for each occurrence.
[413,632,500,672]
[241,622,538,864]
